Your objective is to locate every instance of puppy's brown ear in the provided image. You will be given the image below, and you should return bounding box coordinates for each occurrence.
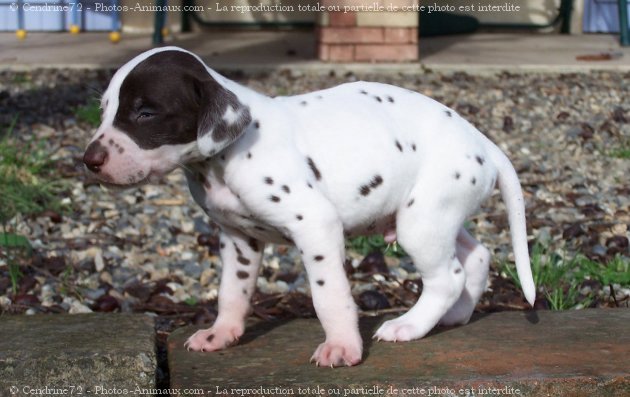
[195,78,252,158]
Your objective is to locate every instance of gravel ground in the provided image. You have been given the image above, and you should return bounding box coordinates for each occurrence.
[0,68,629,328]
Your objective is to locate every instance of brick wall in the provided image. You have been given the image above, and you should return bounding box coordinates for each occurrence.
[317,1,419,62]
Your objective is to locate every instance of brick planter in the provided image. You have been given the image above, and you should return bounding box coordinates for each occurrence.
[317,1,419,62]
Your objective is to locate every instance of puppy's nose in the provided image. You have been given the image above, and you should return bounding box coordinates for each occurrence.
[83,141,108,173]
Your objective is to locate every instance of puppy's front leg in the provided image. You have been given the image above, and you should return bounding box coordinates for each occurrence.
[294,214,363,367]
[185,228,263,352]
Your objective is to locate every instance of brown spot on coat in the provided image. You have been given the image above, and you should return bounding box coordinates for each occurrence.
[316,280,325,286]
[360,175,384,196]
[314,255,324,261]
[369,175,383,188]
[236,270,249,279]
[270,195,281,202]
[248,237,260,252]
[264,177,274,185]
[307,157,321,180]
[395,140,403,152]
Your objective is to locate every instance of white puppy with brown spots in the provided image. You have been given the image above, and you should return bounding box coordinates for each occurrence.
[83,46,535,368]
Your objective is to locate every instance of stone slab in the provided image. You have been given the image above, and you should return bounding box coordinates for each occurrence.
[168,309,629,397]
[0,314,156,396]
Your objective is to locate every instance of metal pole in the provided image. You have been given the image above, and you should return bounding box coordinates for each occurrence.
[620,0,629,46]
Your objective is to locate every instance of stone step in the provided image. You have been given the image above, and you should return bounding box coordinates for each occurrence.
[0,314,156,397]
[168,309,629,397]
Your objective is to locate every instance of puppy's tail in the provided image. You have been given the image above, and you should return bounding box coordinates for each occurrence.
[491,147,536,306]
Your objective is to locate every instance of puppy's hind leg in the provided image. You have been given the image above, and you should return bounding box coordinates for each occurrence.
[374,190,467,342]
[440,228,490,326]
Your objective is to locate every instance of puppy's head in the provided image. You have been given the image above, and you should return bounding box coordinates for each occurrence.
[83,47,251,186]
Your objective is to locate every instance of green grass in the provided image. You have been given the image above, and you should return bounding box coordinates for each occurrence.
[0,117,66,223]
[500,241,629,310]
[346,235,407,257]
[0,117,67,294]
[11,73,31,86]
[609,146,630,159]
[607,136,630,159]
[76,100,102,127]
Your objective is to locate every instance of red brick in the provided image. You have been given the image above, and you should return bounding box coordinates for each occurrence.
[384,27,417,44]
[355,43,418,62]
[317,43,330,61]
[329,11,357,27]
[318,27,384,44]
[328,45,355,62]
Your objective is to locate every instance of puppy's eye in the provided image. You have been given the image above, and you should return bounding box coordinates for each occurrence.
[136,107,157,121]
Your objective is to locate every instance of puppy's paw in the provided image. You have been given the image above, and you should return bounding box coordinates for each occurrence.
[310,340,363,368]
[373,319,424,342]
[184,323,244,352]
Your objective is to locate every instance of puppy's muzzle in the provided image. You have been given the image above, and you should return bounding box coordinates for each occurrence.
[83,141,108,173]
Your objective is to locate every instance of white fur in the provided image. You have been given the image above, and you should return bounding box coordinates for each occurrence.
[222,105,240,125]
[92,47,535,367]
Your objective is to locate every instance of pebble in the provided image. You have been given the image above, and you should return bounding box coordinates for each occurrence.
[68,300,92,314]
[1,68,627,317]
[94,250,105,272]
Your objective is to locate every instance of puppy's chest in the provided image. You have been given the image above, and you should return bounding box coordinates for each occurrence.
[185,163,290,243]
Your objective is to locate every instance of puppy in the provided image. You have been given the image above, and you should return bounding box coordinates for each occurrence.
[83,47,535,367]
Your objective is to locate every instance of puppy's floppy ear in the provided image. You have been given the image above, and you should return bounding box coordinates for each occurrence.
[195,77,252,157]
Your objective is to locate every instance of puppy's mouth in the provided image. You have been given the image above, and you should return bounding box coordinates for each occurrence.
[85,168,163,189]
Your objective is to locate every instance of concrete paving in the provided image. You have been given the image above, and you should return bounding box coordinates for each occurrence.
[1,30,629,73]
[0,314,156,396]
[168,310,630,397]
